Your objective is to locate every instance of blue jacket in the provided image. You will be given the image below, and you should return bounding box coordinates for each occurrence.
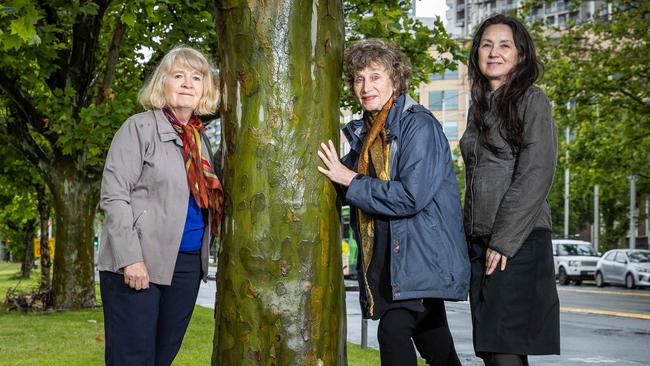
[341,94,470,316]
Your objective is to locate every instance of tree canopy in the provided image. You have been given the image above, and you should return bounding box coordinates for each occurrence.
[0,0,465,308]
[526,0,649,246]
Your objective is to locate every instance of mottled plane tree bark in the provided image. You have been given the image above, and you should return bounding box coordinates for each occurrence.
[212,1,345,365]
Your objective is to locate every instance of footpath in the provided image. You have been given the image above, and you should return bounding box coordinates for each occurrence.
[198,267,482,364]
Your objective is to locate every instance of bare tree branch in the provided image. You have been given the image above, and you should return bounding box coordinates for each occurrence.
[67,0,112,115]
[38,0,69,90]
[97,19,126,105]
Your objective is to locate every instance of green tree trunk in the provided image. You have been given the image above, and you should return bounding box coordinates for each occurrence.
[50,161,100,309]
[212,1,345,365]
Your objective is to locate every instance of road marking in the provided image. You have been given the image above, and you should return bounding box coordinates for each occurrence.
[561,306,650,320]
[558,288,650,297]
[568,356,618,363]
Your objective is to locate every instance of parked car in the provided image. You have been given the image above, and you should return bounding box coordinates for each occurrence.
[552,239,600,285]
[595,249,650,289]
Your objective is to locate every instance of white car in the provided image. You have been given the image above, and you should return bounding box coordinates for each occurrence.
[552,239,600,285]
[595,249,650,289]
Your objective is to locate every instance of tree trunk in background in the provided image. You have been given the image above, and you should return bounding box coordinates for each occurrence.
[19,219,37,279]
[50,160,100,309]
[212,1,345,365]
[36,184,52,290]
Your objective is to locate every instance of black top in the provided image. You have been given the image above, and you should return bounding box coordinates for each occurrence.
[365,159,424,320]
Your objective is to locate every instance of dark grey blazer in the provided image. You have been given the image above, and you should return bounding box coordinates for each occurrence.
[460,86,558,258]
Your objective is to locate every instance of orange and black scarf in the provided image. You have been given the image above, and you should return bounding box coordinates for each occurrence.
[357,95,394,316]
[163,107,224,236]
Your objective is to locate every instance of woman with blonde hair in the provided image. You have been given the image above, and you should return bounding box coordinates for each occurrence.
[98,47,223,366]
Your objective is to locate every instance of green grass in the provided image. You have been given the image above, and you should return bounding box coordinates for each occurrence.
[0,262,422,365]
[0,262,39,296]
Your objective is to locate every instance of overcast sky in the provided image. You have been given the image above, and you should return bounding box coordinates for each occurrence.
[415,0,448,25]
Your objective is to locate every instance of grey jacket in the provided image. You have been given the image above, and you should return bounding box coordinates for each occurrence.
[97,109,213,285]
[460,86,558,258]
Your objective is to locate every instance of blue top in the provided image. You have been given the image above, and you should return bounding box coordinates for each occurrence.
[179,195,205,252]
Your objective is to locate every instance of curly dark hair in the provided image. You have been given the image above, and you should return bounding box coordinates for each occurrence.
[468,14,542,154]
[343,38,411,96]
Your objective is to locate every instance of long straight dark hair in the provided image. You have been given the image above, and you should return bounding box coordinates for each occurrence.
[468,14,541,154]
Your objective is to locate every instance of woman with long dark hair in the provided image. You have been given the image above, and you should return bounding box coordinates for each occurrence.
[460,14,560,366]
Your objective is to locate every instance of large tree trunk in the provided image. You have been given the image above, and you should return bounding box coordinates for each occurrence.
[50,160,100,309]
[36,184,52,291]
[212,1,345,365]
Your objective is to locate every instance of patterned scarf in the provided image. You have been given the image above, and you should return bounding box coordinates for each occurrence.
[163,107,224,236]
[356,95,394,316]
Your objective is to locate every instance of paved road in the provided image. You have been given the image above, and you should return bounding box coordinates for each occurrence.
[197,272,650,365]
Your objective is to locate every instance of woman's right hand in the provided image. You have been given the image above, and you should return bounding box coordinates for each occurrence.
[123,261,149,290]
[485,248,508,276]
[317,140,357,187]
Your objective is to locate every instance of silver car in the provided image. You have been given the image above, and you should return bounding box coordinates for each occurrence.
[595,249,650,289]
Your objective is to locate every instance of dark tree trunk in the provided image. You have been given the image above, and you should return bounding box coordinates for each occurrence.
[36,184,52,290]
[212,1,346,365]
[20,219,37,279]
[49,160,100,309]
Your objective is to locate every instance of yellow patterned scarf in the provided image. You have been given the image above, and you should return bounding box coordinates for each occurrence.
[356,95,394,316]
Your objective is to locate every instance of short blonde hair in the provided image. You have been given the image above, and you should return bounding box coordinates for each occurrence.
[139,47,219,115]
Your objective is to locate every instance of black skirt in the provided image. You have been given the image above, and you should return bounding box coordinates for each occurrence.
[469,229,560,356]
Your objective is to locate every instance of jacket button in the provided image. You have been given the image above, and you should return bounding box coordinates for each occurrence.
[393,240,399,253]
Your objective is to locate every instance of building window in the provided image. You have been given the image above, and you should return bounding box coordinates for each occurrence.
[443,121,459,141]
[428,90,459,111]
[428,91,442,110]
[446,90,459,110]
[429,63,459,81]
[444,68,459,80]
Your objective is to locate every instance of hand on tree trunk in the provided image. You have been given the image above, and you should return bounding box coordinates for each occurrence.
[123,261,149,290]
[317,140,357,187]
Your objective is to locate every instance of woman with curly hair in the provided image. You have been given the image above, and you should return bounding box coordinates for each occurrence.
[318,38,469,366]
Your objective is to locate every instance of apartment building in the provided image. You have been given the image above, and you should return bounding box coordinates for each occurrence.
[415,60,470,152]
[446,0,607,38]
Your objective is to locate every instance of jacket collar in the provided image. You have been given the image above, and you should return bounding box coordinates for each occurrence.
[153,109,183,146]
[343,94,417,153]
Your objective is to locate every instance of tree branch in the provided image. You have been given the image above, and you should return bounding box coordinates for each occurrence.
[0,69,50,137]
[67,0,112,114]
[0,118,52,183]
[97,19,126,105]
[617,88,649,109]
[38,0,69,90]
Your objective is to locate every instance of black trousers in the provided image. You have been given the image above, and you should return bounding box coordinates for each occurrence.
[100,252,202,366]
[377,299,461,366]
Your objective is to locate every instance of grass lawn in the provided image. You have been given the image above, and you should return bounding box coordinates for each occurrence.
[0,262,425,365]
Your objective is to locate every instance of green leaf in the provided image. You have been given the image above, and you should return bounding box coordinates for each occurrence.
[121,12,136,27]
[9,13,38,42]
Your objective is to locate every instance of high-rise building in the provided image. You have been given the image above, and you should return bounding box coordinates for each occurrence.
[446,0,607,39]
